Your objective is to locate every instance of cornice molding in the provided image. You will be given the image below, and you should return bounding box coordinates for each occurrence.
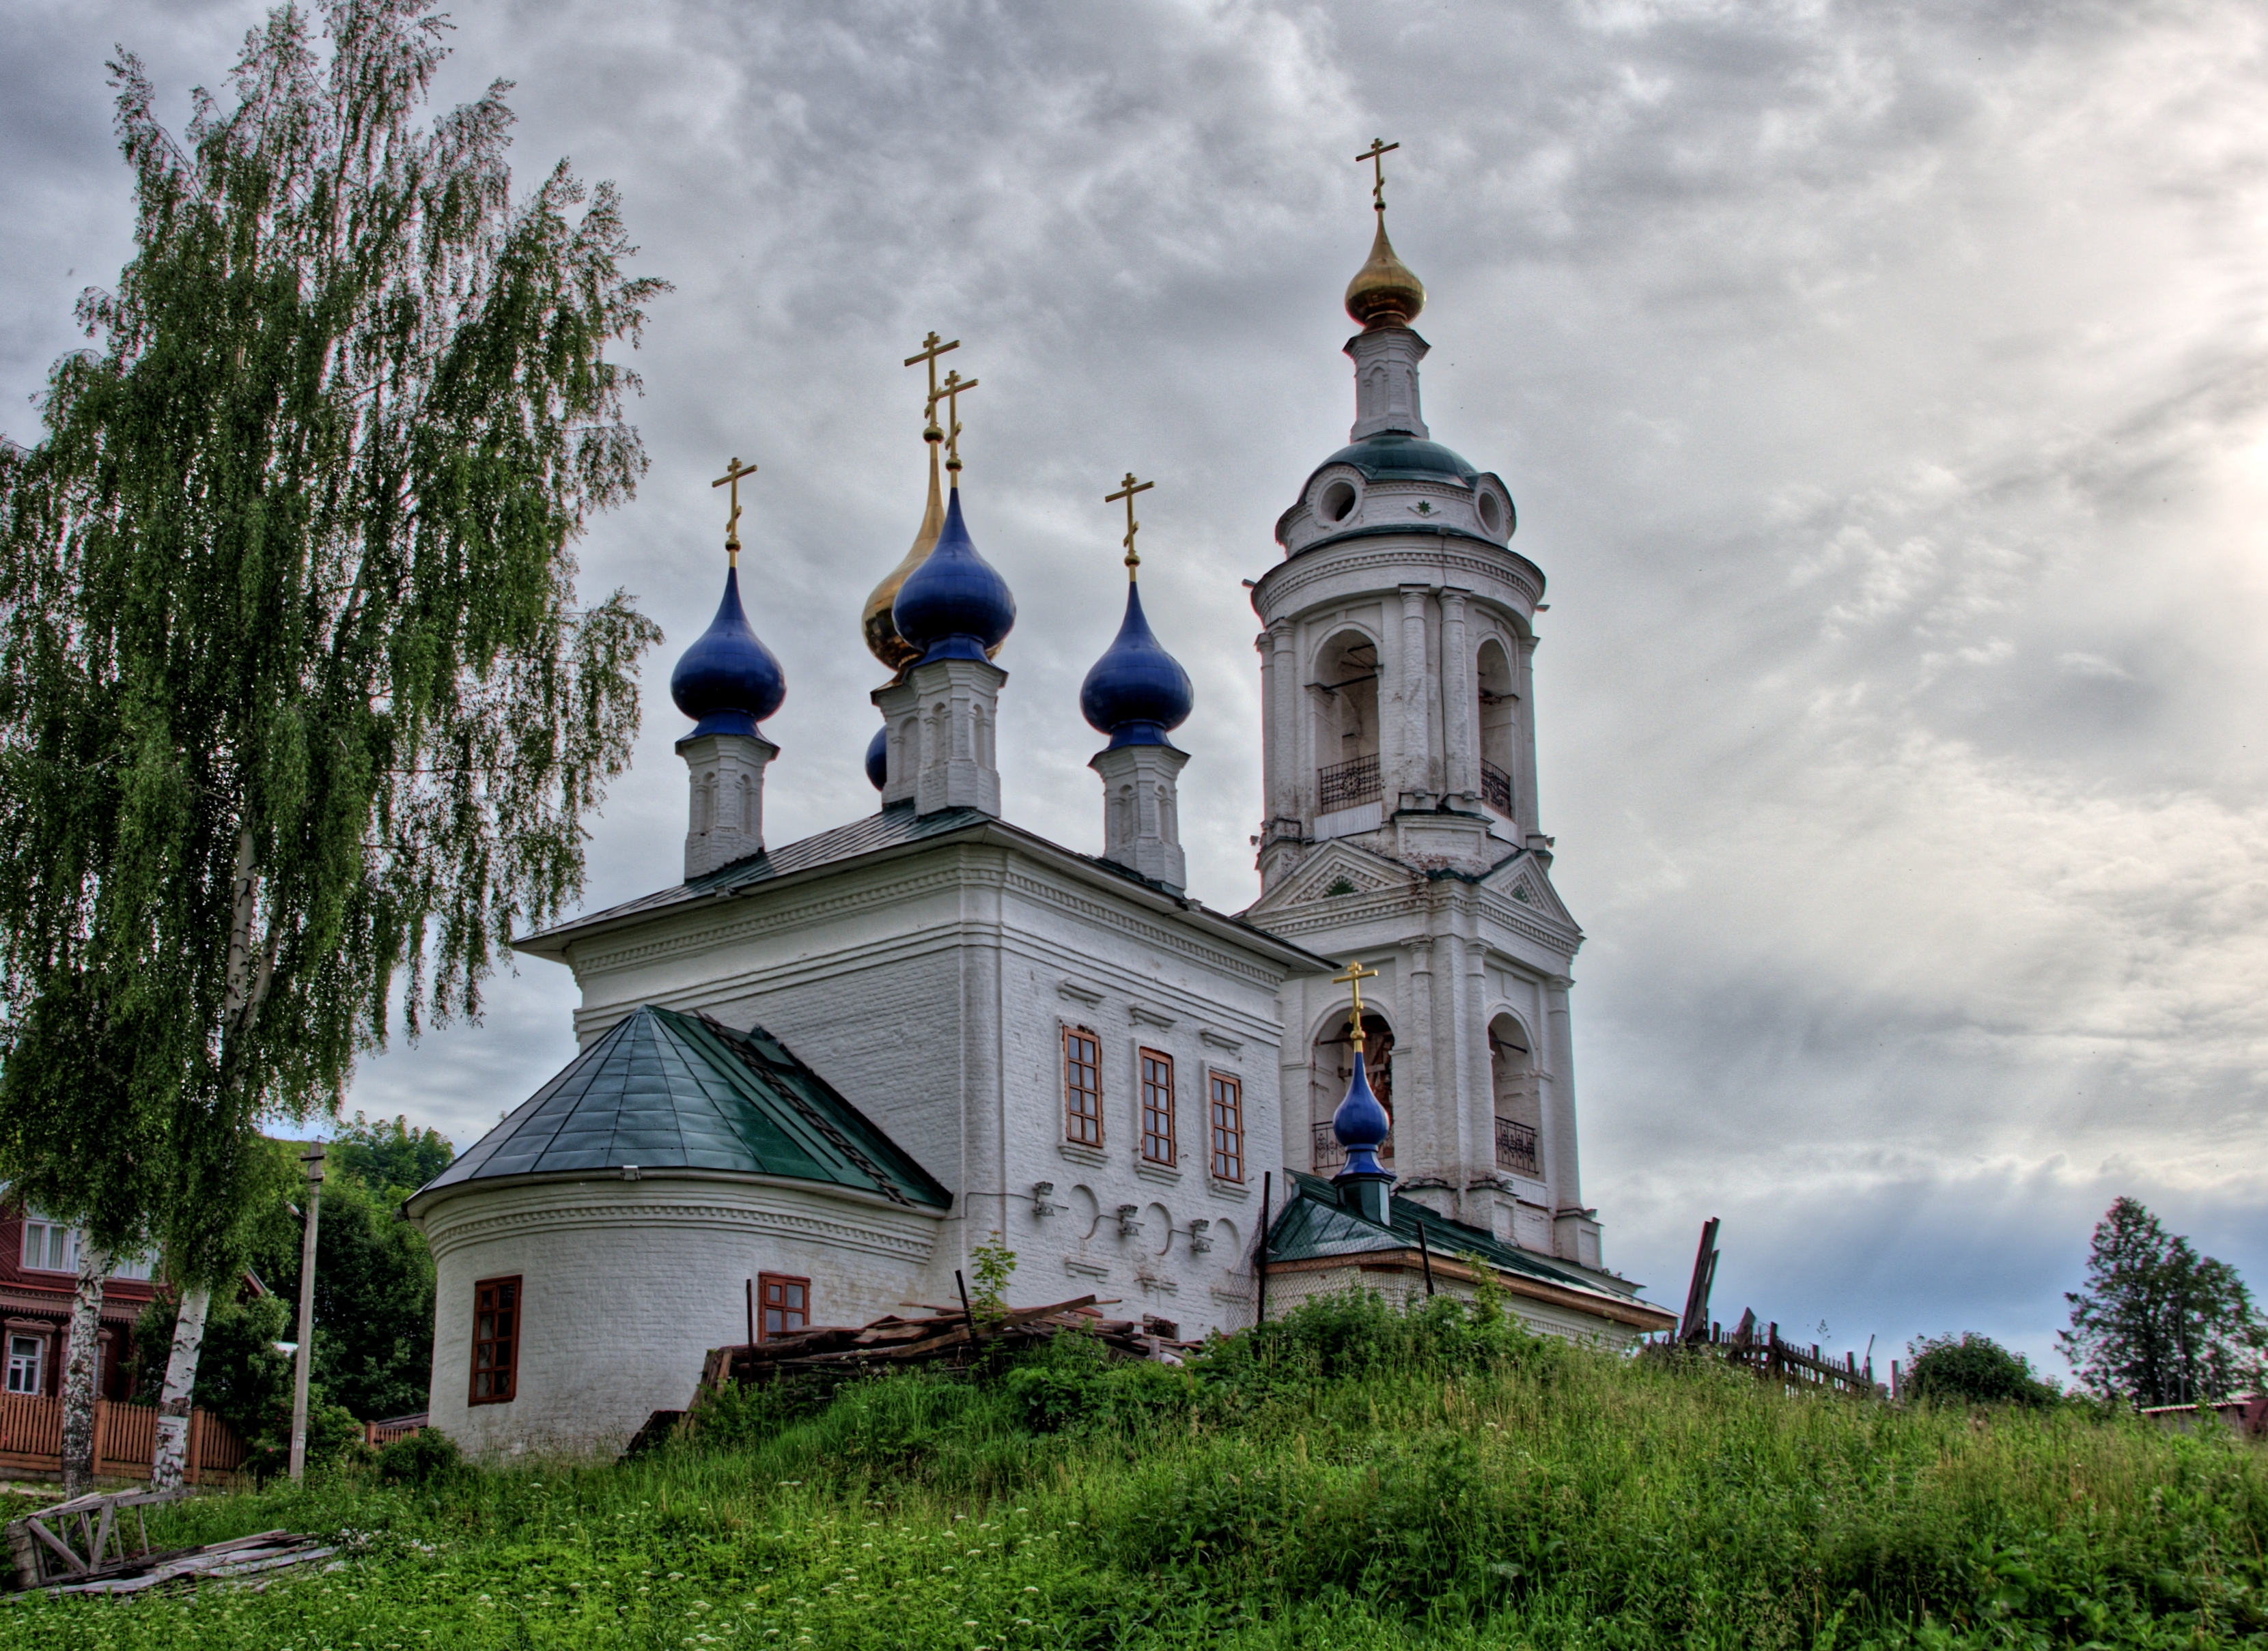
[423,1197,938,1265]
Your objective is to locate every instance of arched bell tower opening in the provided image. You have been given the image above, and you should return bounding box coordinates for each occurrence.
[1311,1010,1392,1172]
[1488,1013,1541,1179]
[1476,638,1515,820]
[1311,629,1382,832]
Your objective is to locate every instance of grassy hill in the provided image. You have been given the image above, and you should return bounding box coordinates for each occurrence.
[10,1289,2266,1649]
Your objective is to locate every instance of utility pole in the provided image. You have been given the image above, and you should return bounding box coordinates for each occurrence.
[288,1140,324,1482]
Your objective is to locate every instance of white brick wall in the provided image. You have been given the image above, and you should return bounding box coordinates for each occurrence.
[416,1174,940,1458]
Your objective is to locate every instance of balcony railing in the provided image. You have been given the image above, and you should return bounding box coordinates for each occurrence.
[1312,1119,1392,1173]
[1494,1116,1539,1176]
[1317,754,1381,813]
[1481,760,1513,815]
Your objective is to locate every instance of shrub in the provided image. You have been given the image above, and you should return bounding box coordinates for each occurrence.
[1904,1331,2059,1407]
[374,1428,462,1486]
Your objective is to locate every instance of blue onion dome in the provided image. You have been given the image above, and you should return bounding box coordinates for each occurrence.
[891,488,1015,663]
[1080,580,1194,749]
[864,723,888,791]
[671,565,785,737]
[1332,1047,1393,1180]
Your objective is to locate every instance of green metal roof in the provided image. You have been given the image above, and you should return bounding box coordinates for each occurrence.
[409,1006,951,1211]
[1266,1170,1613,1296]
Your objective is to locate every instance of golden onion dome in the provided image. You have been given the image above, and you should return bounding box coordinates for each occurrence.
[862,436,947,671]
[1344,214,1426,331]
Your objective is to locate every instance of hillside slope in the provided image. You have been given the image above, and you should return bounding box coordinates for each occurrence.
[9,1290,2266,1648]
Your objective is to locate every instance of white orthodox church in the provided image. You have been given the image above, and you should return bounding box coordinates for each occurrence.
[405,183,1674,1456]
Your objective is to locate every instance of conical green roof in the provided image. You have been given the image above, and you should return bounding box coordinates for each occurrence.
[410,1006,949,1210]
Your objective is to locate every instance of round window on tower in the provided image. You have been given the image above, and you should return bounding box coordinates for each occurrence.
[1476,490,1504,537]
[1320,479,1359,524]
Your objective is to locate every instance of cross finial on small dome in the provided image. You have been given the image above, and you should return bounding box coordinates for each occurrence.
[1105,471,1154,577]
[711,455,758,565]
[1333,958,1379,1051]
[1356,137,1399,213]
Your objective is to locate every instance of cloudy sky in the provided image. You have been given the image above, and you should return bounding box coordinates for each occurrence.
[8,0,2268,1376]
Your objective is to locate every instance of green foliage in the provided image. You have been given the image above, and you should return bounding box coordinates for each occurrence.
[9,1289,2268,1648]
[374,1426,461,1486]
[1903,1332,2059,1408]
[130,1285,293,1444]
[328,1110,454,1198]
[2061,1196,2268,1407]
[968,1232,1017,1325]
[0,0,661,1273]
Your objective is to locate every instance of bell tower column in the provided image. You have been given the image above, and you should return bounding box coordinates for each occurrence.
[1440,589,1476,804]
[1395,587,1431,807]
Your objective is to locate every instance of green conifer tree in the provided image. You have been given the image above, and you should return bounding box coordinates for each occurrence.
[0,0,664,1487]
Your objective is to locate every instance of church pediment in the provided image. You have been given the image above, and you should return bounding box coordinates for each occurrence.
[1481,851,1579,933]
[1244,839,1413,916]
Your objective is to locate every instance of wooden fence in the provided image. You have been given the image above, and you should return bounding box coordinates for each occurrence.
[0,1394,248,1485]
[1680,1313,1881,1399]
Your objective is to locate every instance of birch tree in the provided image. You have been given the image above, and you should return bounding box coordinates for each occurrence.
[0,0,664,1487]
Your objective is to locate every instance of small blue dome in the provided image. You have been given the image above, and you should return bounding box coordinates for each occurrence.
[671,566,785,737]
[892,488,1015,664]
[865,724,888,791]
[1332,1047,1394,1183]
[1080,581,1194,749]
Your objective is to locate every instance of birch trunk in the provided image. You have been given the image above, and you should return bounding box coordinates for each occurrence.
[149,1284,213,1492]
[58,1239,111,1493]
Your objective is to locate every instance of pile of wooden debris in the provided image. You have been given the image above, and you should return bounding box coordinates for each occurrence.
[623,1297,1200,1456]
[699,1295,1199,1390]
[5,1488,333,1598]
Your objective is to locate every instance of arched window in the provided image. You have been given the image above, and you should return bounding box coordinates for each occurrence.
[1489,1013,1541,1177]
[1476,639,1515,818]
[1311,630,1380,821]
[1311,1010,1393,1172]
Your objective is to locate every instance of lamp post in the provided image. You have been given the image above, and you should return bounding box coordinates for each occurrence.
[288,1140,324,1482]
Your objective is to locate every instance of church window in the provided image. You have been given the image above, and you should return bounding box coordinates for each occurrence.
[469,1275,520,1405]
[1208,1073,1244,1183]
[1140,1049,1177,1166]
[1063,1028,1103,1146]
[757,1273,810,1340]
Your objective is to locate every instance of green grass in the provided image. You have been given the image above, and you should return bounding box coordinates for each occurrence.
[9,1291,2267,1648]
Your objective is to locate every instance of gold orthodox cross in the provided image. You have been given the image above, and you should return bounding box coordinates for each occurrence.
[1104,472,1154,575]
[1355,137,1399,212]
[938,369,979,473]
[904,330,960,441]
[711,455,758,562]
[1333,958,1379,1049]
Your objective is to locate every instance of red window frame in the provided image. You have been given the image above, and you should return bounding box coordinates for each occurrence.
[1063,1027,1103,1146]
[1209,1071,1244,1183]
[469,1275,520,1405]
[1140,1048,1177,1166]
[758,1273,810,1341]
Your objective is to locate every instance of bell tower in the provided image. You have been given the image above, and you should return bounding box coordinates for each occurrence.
[1244,145,1603,1273]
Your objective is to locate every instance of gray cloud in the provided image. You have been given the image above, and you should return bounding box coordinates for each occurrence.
[8,0,2268,1381]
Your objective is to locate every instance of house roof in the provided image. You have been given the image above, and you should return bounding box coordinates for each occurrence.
[1266,1170,1643,1306]
[405,1006,951,1214]
[513,804,1332,975]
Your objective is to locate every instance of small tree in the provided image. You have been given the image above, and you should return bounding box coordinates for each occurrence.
[1903,1333,2056,1407]
[0,0,662,1488]
[2059,1197,2267,1408]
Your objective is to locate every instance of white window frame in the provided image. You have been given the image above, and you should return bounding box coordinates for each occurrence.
[5,1333,44,1395]
[20,1216,77,1275]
